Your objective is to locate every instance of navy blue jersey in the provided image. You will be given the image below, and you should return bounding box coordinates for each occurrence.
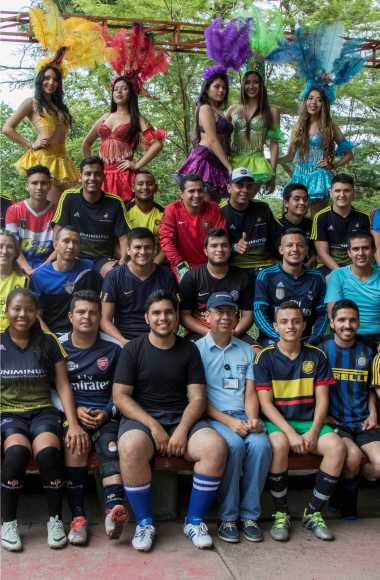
[254,264,327,342]
[321,339,373,430]
[101,264,178,339]
[59,332,121,412]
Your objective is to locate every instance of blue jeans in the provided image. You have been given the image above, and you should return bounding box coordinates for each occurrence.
[209,411,272,521]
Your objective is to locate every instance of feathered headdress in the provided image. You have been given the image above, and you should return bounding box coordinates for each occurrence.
[267,22,364,103]
[102,23,170,94]
[203,17,251,81]
[30,0,110,77]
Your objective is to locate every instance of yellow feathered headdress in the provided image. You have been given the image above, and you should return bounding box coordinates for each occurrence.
[30,0,112,77]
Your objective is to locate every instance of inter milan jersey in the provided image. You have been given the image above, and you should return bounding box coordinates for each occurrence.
[59,332,121,411]
[222,200,281,269]
[254,264,327,341]
[311,206,370,266]
[0,329,65,413]
[179,264,253,327]
[321,339,373,430]
[52,190,129,260]
[254,343,334,421]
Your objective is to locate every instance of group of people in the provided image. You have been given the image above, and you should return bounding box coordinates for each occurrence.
[1,4,379,559]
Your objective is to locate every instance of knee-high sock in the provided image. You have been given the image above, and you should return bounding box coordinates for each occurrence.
[66,466,88,518]
[267,471,289,512]
[307,470,339,514]
[1,445,30,522]
[36,447,65,519]
[186,473,221,524]
[123,481,153,525]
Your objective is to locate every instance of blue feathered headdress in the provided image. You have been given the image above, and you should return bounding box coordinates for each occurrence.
[267,22,364,103]
[203,17,251,81]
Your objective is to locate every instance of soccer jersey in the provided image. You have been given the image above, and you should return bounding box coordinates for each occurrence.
[179,264,253,328]
[52,190,129,260]
[0,271,28,332]
[324,266,380,335]
[114,334,206,412]
[221,200,281,269]
[160,200,227,273]
[321,338,373,430]
[371,208,380,232]
[59,332,121,412]
[125,201,163,237]
[311,206,370,266]
[6,199,55,268]
[31,259,103,334]
[254,343,334,421]
[254,264,327,341]
[0,329,65,413]
[101,263,178,339]
[372,353,380,389]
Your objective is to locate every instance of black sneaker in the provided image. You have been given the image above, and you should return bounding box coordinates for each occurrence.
[218,520,240,543]
[241,519,264,542]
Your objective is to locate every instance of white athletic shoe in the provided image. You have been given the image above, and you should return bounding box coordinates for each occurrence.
[47,516,67,549]
[1,520,22,552]
[105,505,128,539]
[184,520,213,549]
[131,521,156,552]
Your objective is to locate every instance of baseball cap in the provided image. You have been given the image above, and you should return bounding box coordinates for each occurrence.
[230,167,255,183]
[206,292,239,310]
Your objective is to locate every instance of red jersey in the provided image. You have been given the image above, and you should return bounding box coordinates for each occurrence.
[160,200,227,274]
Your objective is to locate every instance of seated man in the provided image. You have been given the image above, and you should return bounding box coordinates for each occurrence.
[254,229,327,345]
[6,165,55,276]
[221,168,281,285]
[321,299,380,518]
[325,231,380,351]
[197,292,272,543]
[180,228,254,343]
[101,228,178,345]
[113,290,227,551]
[52,156,129,276]
[312,174,370,273]
[255,302,346,541]
[125,170,165,264]
[58,291,127,545]
[160,174,227,280]
[370,208,380,268]
[31,226,102,335]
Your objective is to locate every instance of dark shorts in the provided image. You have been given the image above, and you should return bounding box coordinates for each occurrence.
[1,407,63,441]
[336,426,380,448]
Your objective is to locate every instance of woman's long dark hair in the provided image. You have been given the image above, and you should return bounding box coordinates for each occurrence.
[34,65,72,126]
[194,73,229,144]
[111,76,141,150]
[240,71,274,140]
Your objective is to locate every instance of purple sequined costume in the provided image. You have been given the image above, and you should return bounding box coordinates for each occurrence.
[177,115,232,201]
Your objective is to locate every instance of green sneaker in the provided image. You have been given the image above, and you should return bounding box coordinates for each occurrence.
[270,511,291,542]
[302,510,334,541]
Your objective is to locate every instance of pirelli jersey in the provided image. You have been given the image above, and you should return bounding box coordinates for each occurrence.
[0,329,66,413]
[221,200,281,269]
[321,339,373,430]
[52,190,130,260]
[254,343,334,421]
[254,264,327,342]
[311,206,370,266]
[59,332,121,412]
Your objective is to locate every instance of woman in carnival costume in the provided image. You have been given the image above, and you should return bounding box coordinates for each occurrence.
[82,24,168,202]
[177,18,251,201]
[268,23,363,213]
[3,0,109,203]
[226,8,284,194]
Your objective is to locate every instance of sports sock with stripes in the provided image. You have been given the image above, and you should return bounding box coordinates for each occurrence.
[124,481,153,525]
[307,470,339,514]
[186,473,221,524]
[268,471,289,512]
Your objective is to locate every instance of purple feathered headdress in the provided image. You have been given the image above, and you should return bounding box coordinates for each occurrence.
[204,17,251,81]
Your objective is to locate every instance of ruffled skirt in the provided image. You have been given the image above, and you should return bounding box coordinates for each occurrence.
[15,145,79,184]
[177,145,229,201]
[231,152,273,182]
[103,164,134,201]
[289,162,333,200]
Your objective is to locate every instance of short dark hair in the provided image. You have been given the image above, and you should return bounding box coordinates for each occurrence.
[179,174,203,192]
[347,230,375,250]
[281,227,307,240]
[134,169,156,181]
[145,290,179,313]
[274,300,304,321]
[204,228,230,248]
[55,225,81,239]
[331,173,354,188]
[80,156,104,172]
[69,290,101,313]
[331,299,359,320]
[282,183,308,201]
[127,227,155,245]
[26,165,51,179]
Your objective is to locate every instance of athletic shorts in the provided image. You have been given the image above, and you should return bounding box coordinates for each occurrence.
[335,426,380,448]
[265,419,334,438]
[1,407,63,441]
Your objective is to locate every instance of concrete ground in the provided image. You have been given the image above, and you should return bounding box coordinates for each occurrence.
[2,479,379,580]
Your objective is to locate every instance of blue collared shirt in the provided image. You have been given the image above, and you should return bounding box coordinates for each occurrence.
[196,333,254,412]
